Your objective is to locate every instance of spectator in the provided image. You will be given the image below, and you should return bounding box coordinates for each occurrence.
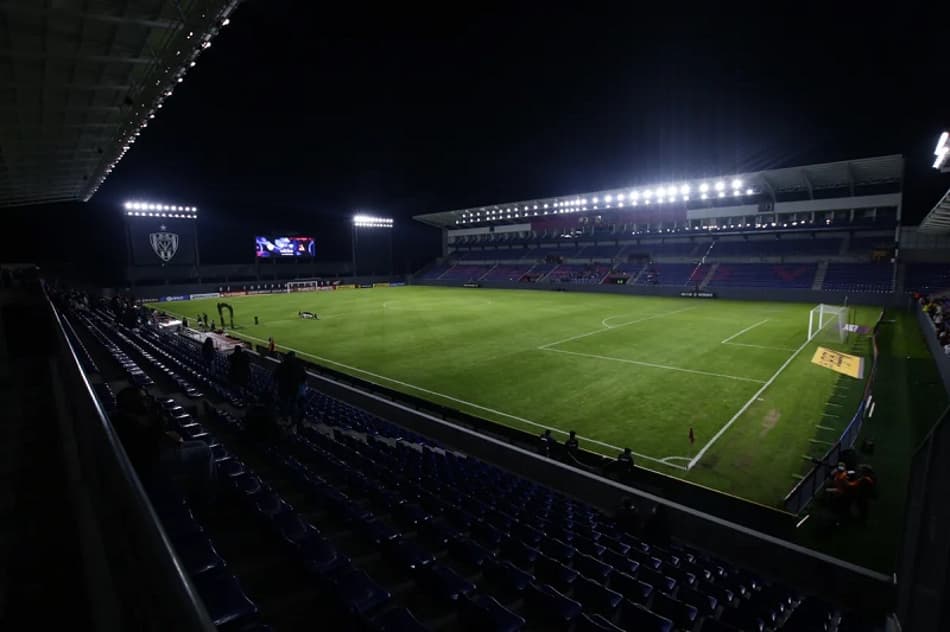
[274,351,306,430]
[268,336,276,354]
[538,429,554,457]
[617,447,635,473]
[229,346,251,395]
[201,336,215,365]
[564,430,579,457]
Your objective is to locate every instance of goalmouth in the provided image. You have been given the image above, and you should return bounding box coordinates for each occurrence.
[808,303,849,344]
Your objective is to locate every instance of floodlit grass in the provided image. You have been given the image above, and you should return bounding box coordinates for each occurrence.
[152,285,878,506]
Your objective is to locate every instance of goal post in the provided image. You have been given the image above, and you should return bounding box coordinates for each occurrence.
[808,303,848,343]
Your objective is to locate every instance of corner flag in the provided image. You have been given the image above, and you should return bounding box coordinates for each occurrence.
[688,427,695,445]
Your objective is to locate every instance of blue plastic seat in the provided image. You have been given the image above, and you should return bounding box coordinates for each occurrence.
[500,537,539,567]
[175,534,225,576]
[459,593,525,632]
[483,559,533,593]
[374,607,431,631]
[218,460,246,478]
[697,618,741,632]
[424,564,477,601]
[628,548,662,570]
[610,571,652,604]
[273,512,320,549]
[523,582,583,626]
[638,566,676,594]
[576,612,625,631]
[534,553,578,590]
[386,538,437,571]
[678,585,718,617]
[574,553,613,583]
[301,538,350,577]
[449,537,494,568]
[254,492,293,521]
[652,592,698,629]
[573,575,623,616]
[602,548,639,576]
[333,568,391,615]
[541,538,575,563]
[618,600,673,632]
[193,572,260,629]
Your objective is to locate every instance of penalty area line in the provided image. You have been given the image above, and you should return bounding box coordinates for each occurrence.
[721,319,769,344]
[230,332,687,470]
[539,306,697,350]
[688,333,815,470]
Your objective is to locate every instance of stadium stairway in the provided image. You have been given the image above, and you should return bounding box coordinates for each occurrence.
[812,262,829,290]
[699,264,719,289]
[66,304,890,632]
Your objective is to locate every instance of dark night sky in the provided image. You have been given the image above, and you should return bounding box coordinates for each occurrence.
[10,1,950,279]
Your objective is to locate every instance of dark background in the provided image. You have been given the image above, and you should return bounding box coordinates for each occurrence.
[6,1,949,283]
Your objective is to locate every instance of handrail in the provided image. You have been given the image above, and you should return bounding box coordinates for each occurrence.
[46,295,215,631]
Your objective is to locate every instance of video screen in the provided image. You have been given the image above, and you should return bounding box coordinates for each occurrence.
[256,235,316,258]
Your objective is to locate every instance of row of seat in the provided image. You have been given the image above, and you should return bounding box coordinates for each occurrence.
[75,306,878,631]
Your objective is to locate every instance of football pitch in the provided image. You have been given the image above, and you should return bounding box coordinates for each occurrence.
[151,285,878,507]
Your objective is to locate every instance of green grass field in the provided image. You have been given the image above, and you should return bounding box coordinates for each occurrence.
[151,285,878,507]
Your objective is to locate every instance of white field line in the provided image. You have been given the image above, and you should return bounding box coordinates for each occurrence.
[721,319,769,344]
[723,342,797,352]
[542,347,767,384]
[231,332,688,470]
[539,306,697,349]
[687,333,817,470]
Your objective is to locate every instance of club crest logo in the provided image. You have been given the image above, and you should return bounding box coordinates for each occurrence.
[149,226,179,262]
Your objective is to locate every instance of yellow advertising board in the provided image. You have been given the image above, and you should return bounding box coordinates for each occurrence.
[811,346,864,379]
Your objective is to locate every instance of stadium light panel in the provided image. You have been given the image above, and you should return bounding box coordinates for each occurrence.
[353,214,394,228]
[604,195,612,202]
[643,189,652,199]
[665,186,677,197]
[699,183,709,193]
[935,131,950,169]
[679,184,690,195]
[745,188,754,195]
[731,179,742,189]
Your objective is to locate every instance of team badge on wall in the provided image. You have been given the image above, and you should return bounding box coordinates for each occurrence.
[149,226,179,262]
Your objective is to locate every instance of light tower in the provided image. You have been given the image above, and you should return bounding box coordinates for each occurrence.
[351,214,394,278]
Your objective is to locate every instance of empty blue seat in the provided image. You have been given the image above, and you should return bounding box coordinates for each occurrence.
[387,538,436,571]
[333,568,391,615]
[500,537,539,567]
[483,560,533,593]
[273,512,320,549]
[219,460,246,478]
[541,538,575,563]
[534,553,578,589]
[374,607,431,631]
[524,583,583,626]
[575,612,625,631]
[573,575,623,615]
[175,534,225,576]
[610,571,653,604]
[574,553,612,583]
[697,618,741,632]
[424,564,477,601]
[193,572,260,629]
[652,592,698,629]
[254,492,293,520]
[301,538,350,577]
[619,601,673,632]
[638,566,676,594]
[459,593,525,632]
[602,548,639,576]
[358,517,403,545]
[678,585,718,617]
[449,537,495,568]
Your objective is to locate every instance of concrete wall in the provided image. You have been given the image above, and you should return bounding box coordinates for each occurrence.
[415,278,901,306]
[129,276,407,301]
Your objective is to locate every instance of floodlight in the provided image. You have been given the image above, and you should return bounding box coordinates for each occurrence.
[701,193,708,200]
[718,191,725,198]
[353,214,393,228]
[715,181,725,191]
[665,186,677,197]
[700,183,709,193]
[682,195,689,202]
[657,197,665,204]
[581,198,587,204]
[935,131,950,170]
[616,193,625,201]
[745,188,753,195]
[731,179,742,189]
[643,189,652,199]
[604,195,612,202]
[679,184,690,195]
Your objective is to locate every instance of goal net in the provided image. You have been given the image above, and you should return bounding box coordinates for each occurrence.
[808,303,848,343]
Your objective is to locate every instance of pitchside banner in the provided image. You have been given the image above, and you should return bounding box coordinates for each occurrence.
[128,217,197,266]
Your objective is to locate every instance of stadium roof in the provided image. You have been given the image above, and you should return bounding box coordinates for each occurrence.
[413,154,904,228]
[918,187,950,234]
[0,0,241,208]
